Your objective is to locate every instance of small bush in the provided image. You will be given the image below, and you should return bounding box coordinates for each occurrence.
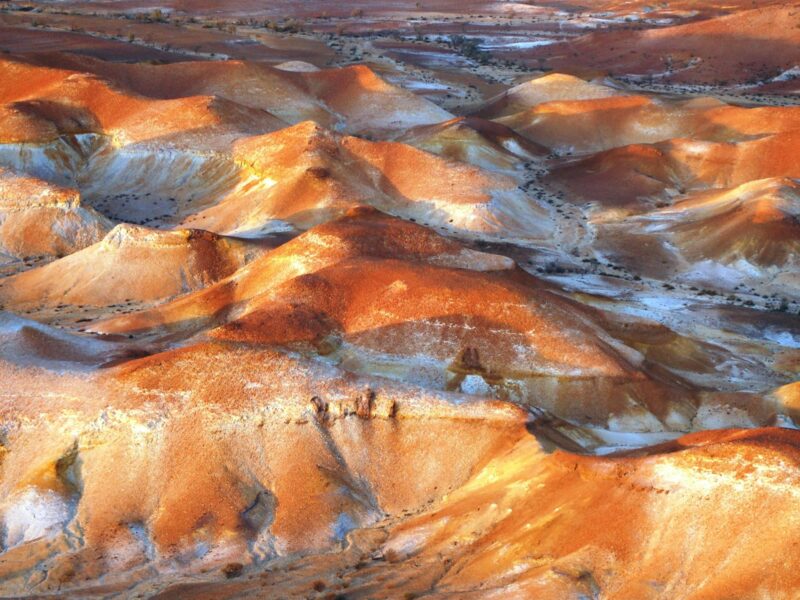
[148,9,166,22]
[449,34,490,64]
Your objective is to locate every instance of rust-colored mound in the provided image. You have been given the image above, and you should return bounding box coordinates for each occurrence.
[13,53,452,135]
[0,167,111,261]
[498,94,800,155]
[300,63,454,133]
[549,131,800,215]
[373,427,800,599]
[0,224,265,315]
[546,143,680,214]
[0,136,549,246]
[477,72,625,120]
[0,98,550,243]
[0,323,797,598]
[170,121,551,241]
[92,209,700,431]
[0,56,285,146]
[0,339,531,595]
[396,116,546,172]
[6,380,791,600]
[498,95,668,154]
[639,178,800,267]
[662,132,800,189]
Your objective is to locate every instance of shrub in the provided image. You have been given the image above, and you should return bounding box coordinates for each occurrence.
[148,9,166,22]
[449,34,490,64]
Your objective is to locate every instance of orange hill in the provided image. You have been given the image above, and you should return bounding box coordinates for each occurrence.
[638,177,800,267]
[8,53,452,135]
[548,131,800,214]
[497,95,800,155]
[91,208,701,431]
[0,167,110,261]
[170,121,551,242]
[0,224,266,314]
[0,337,797,599]
[396,115,546,172]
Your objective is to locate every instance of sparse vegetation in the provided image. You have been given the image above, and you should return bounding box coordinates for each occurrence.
[147,9,166,23]
[448,34,491,64]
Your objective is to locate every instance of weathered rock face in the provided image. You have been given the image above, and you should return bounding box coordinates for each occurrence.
[2,328,800,598]
[85,208,701,432]
[1,7,800,597]
[0,167,111,262]
[0,224,266,321]
[0,335,530,595]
